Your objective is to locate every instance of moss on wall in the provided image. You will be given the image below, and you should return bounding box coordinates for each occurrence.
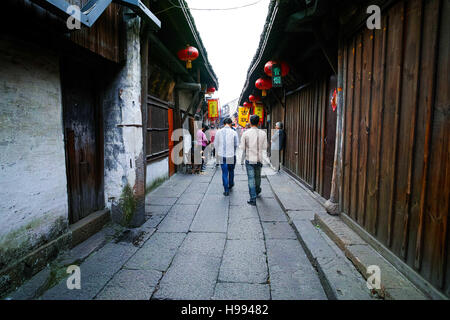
[0,216,68,271]
[118,184,137,227]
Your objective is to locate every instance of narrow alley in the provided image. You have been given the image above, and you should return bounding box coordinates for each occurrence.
[23,161,334,300]
[3,155,431,301]
[1,0,449,307]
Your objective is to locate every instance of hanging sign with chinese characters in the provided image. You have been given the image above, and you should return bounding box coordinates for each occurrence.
[271,63,282,87]
[264,61,289,88]
[238,106,251,127]
[207,99,219,119]
[253,103,264,125]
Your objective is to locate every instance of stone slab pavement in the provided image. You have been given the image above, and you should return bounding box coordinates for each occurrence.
[9,161,369,300]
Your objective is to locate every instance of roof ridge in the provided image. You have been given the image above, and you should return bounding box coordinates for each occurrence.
[179,0,219,88]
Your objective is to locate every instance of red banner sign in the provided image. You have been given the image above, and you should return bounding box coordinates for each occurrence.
[207,99,219,119]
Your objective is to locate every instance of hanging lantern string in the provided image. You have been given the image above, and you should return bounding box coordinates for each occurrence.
[155,0,266,15]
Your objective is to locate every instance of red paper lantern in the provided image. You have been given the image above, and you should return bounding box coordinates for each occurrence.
[177,45,199,69]
[243,101,252,108]
[255,78,272,97]
[331,89,337,112]
[249,95,260,102]
[206,87,216,94]
[264,61,290,77]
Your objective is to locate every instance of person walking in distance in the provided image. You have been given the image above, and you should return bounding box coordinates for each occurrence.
[210,125,218,167]
[196,123,209,172]
[270,121,286,171]
[214,117,239,196]
[239,114,268,206]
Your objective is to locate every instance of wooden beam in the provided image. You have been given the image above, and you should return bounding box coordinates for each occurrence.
[270,88,285,110]
[312,21,338,75]
[181,91,201,124]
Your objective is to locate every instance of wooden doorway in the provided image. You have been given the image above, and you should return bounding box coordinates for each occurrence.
[322,75,337,199]
[168,108,175,176]
[61,58,104,224]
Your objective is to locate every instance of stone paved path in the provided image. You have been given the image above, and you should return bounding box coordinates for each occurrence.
[30,162,328,300]
[128,163,325,300]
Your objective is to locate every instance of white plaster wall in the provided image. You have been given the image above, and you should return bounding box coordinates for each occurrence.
[0,37,68,260]
[103,15,143,208]
[146,158,169,187]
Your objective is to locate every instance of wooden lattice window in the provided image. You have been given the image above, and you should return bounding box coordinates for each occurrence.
[146,95,170,161]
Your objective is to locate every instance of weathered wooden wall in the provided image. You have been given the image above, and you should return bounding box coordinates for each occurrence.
[270,99,284,131]
[341,0,449,296]
[11,0,124,63]
[278,77,335,199]
[148,63,176,103]
[69,1,123,63]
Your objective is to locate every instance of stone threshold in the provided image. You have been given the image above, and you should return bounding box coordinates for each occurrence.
[70,209,110,248]
[0,231,72,299]
[1,209,111,299]
[266,169,432,300]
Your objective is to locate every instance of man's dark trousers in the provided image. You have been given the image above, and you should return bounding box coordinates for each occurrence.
[245,160,262,202]
[221,156,236,193]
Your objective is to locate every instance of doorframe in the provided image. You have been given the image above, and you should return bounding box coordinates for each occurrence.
[60,54,105,224]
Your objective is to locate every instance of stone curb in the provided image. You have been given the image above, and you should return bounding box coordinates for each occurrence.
[290,219,373,300]
[265,172,373,300]
[313,213,430,300]
[268,170,439,300]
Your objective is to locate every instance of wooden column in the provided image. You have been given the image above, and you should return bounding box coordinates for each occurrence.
[325,42,345,215]
[140,2,150,195]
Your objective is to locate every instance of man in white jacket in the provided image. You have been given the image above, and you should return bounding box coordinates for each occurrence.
[214,117,239,196]
[239,114,268,206]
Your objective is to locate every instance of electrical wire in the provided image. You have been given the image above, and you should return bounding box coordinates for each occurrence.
[155,0,266,15]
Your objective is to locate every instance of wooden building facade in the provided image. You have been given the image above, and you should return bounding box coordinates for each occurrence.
[240,0,449,298]
[340,0,449,297]
[278,76,337,200]
[144,0,218,184]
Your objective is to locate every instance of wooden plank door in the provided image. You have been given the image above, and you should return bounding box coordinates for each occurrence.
[323,75,337,199]
[62,58,104,224]
[168,108,175,176]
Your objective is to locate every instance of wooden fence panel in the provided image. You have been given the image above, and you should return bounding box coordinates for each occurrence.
[420,0,449,292]
[358,28,374,227]
[283,77,331,196]
[343,37,356,215]
[340,0,449,296]
[350,32,363,221]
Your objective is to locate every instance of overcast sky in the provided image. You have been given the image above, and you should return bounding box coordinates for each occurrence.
[185,0,270,106]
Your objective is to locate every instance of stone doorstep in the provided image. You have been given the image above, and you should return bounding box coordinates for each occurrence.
[70,209,110,248]
[314,213,429,300]
[0,231,72,299]
[6,227,111,300]
[2,218,119,300]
